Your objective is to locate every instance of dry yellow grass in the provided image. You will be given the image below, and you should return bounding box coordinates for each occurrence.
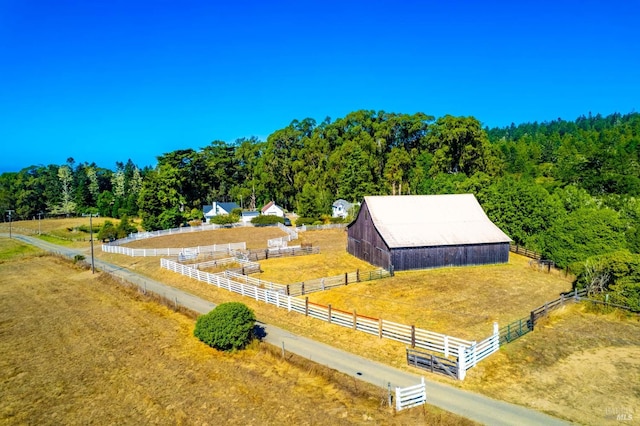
[462,304,640,425]
[5,221,638,425]
[122,226,289,250]
[0,240,475,425]
[305,251,572,340]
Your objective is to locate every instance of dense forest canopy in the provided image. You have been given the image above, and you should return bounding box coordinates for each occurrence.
[1,111,639,289]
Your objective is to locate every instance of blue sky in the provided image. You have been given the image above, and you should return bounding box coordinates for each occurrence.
[1,0,638,173]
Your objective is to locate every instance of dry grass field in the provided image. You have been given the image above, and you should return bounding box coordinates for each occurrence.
[4,219,639,425]
[463,304,640,425]
[0,239,474,425]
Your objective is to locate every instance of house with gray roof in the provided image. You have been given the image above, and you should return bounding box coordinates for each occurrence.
[346,194,511,271]
[332,199,354,219]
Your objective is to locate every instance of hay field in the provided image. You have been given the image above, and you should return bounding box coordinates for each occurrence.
[0,239,474,425]
[463,304,640,425]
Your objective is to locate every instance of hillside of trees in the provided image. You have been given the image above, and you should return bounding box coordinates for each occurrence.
[1,110,639,307]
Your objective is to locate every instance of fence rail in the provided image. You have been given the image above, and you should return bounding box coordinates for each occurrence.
[299,223,347,232]
[277,222,299,240]
[499,317,533,344]
[395,377,426,411]
[286,269,391,296]
[499,288,588,346]
[160,257,497,379]
[509,243,541,259]
[242,246,320,261]
[407,349,458,379]
[101,242,246,257]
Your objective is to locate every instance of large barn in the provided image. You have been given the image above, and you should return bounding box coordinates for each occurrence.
[346,194,511,271]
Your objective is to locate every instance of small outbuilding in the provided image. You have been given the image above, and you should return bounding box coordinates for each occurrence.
[347,194,511,271]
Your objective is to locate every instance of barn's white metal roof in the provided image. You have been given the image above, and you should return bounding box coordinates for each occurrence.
[362,194,511,248]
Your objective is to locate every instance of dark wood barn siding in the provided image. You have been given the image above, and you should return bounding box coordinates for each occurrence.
[347,202,391,269]
[390,242,510,271]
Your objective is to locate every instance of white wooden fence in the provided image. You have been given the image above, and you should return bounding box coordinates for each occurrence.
[190,257,258,270]
[267,237,289,248]
[277,222,298,240]
[396,378,426,411]
[160,258,499,379]
[101,242,246,257]
[107,223,239,246]
[298,224,346,231]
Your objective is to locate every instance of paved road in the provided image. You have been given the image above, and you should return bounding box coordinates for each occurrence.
[6,234,571,426]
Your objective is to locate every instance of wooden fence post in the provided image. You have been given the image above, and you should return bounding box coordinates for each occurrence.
[444,336,449,358]
[356,269,360,282]
[530,311,535,331]
[378,318,383,339]
[305,297,309,316]
[411,325,416,348]
[344,272,348,284]
[328,304,332,324]
[352,309,357,330]
[457,346,466,380]
[286,285,290,296]
[301,282,305,295]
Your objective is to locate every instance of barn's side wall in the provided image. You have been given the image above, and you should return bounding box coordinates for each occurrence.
[347,202,391,269]
[390,242,510,271]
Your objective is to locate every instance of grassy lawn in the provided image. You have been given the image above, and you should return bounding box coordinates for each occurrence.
[0,239,473,425]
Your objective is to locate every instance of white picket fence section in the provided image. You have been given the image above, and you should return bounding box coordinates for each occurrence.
[267,237,288,248]
[160,258,499,378]
[101,242,246,257]
[396,378,426,411]
[298,224,346,231]
[191,257,259,271]
[277,222,298,240]
[457,323,500,380]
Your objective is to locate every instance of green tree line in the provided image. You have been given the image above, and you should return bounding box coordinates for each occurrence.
[1,110,639,304]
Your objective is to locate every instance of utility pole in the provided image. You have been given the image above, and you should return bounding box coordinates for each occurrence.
[89,212,95,274]
[6,210,14,239]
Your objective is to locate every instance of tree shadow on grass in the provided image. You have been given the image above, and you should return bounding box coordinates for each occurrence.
[253,323,267,341]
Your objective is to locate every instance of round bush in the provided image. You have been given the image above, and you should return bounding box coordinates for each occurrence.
[193,302,256,351]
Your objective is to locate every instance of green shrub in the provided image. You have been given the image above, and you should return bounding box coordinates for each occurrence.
[97,220,117,241]
[211,213,239,225]
[251,215,283,226]
[295,216,318,226]
[194,302,256,351]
